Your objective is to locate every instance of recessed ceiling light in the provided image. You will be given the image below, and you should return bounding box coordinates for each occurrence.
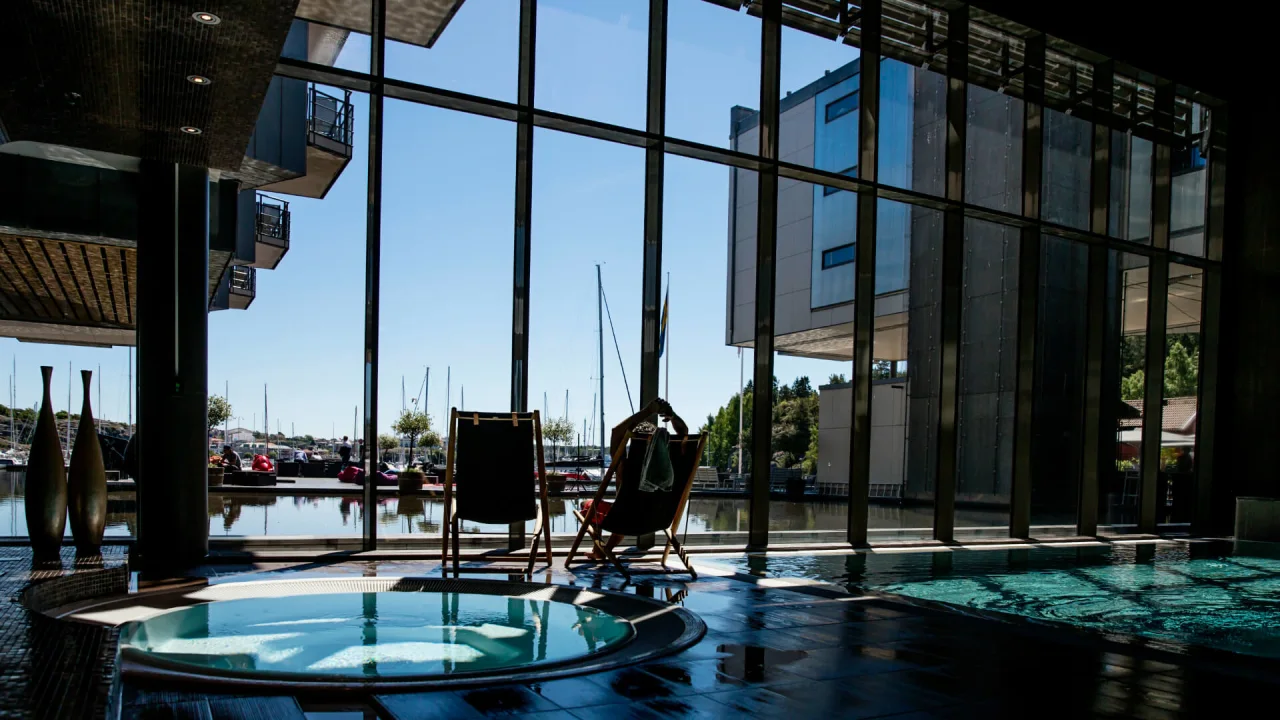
[180,126,203,135]
[187,75,211,85]
[192,12,220,25]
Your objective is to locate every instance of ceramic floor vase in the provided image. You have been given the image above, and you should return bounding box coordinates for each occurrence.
[68,369,107,552]
[26,366,67,559]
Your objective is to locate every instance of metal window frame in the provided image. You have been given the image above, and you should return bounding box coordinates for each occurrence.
[507,0,537,551]
[361,0,387,551]
[317,0,1228,552]
[1009,32,1045,540]
[847,0,882,547]
[748,0,782,551]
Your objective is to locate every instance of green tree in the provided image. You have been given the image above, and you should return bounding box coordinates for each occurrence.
[542,417,576,461]
[208,395,232,431]
[392,409,437,462]
[377,433,399,454]
[1164,341,1199,396]
[1120,369,1145,401]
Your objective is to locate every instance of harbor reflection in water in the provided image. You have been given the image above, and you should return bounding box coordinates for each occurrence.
[2,472,1012,538]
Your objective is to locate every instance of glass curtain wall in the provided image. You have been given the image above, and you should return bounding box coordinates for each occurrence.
[1161,263,1203,526]
[258,0,1226,553]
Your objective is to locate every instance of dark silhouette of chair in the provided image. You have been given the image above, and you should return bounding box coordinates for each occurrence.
[565,416,706,582]
[442,409,553,576]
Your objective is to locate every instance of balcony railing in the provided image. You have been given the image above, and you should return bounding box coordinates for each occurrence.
[308,85,354,152]
[256,194,290,248]
[230,266,256,295]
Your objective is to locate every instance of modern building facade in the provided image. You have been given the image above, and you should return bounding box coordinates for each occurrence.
[728,53,1207,529]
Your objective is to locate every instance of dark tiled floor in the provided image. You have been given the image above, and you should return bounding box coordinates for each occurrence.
[9,546,1280,719]
[0,545,128,720]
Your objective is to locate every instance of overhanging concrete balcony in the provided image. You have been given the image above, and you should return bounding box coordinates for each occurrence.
[250,194,290,270]
[245,85,354,200]
[228,266,256,310]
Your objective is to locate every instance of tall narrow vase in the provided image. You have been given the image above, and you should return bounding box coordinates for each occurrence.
[69,370,107,553]
[26,366,67,559]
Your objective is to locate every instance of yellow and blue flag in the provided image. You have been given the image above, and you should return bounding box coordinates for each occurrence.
[658,286,669,358]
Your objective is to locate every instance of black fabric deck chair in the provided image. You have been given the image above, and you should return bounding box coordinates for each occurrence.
[442,409,553,576]
[565,401,707,582]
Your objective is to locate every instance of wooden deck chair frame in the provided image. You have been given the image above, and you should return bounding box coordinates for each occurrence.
[564,426,706,583]
[441,408,554,577]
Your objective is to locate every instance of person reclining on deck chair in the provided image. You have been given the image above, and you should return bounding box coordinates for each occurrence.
[581,398,687,560]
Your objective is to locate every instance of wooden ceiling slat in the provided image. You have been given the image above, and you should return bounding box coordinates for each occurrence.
[65,244,106,323]
[0,238,58,319]
[82,245,120,325]
[122,249,136,326]
[101,247,129,328]
[41,241,92,323]
[17,237,75,321]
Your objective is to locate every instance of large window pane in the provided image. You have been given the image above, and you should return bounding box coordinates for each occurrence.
[666,155,753,541]
[965,84,1023,213]
[1041,109,1092,231]
[878,58,946,196]
[1030,235,1089,537]
[1170,106,1208,256]
[954,218,1018,537]
[1109,132,1153,243]
[378,100,515,542]
[531,130,643,538]
[1160,263,1203,526]
[667,0,760,153]
[779,18,860,170]
[536,1,648,129]
[1100,252,1148,534]
[207,86,370,544]
[766,177,853,544]
[385,0,518,103]
[872,199,942,543]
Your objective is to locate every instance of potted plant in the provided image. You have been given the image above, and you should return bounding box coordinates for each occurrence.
[399,468,426,493]
[208,455,225,487]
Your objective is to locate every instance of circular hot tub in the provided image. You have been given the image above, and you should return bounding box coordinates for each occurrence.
[98,578,702,691]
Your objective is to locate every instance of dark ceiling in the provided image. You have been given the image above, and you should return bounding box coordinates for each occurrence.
[0,1,299,171]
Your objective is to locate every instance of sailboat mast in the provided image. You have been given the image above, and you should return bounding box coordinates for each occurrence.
[597,264,605,470]
[665,272,670,402]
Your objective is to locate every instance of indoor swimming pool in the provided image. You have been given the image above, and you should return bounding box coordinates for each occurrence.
[716,542,1280,660]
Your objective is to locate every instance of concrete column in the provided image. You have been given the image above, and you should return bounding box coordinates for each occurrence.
[135,161,209,568]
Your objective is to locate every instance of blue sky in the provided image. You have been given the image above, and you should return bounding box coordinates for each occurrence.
[2,0,859,442]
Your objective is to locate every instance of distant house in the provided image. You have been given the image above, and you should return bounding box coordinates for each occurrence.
[226,427,256,444]
[1115,397,1199,460]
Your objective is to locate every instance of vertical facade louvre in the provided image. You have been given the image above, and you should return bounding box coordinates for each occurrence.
[507,0,537,552]
[1079,61,1114,537]
[848,0,881,546]
[933,4,968,543]
[748,0,782,551]
[1140,83,1176,533]
[361,0,387,551]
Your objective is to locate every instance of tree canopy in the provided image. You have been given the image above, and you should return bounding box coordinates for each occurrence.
[392,409,439,458]
[208,395,232,430]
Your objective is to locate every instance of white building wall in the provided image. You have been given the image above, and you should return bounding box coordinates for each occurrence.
[816,382,908,492]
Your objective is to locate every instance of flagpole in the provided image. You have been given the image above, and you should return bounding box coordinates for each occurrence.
[664,272,670,402]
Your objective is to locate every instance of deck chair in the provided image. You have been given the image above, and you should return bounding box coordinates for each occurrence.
[442,409,554,576]
[565,417,707,583]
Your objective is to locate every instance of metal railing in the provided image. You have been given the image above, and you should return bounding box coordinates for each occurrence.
[229,266,256,295]
[308,85,354,149]
[255,194,290,248]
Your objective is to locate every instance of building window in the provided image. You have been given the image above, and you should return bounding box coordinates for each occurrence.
[821,243,856,269]
[824,90,859,123]
[822,166,858,195]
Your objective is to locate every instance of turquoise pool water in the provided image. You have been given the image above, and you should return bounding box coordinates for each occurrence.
[715,543,1280,659]
[121,591,632,678]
